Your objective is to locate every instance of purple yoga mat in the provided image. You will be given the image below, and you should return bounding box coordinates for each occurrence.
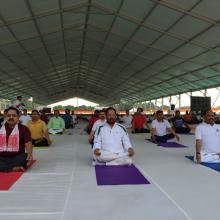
[95,164,150,185]
[158,142,188,148]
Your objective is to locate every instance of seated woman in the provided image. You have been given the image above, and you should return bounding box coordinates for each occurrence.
[195,110,220,163]
[172,110,191,134]
[27,110,51,146]
[151,110,180,143]
[132,108,150,133]
[48,110,65,134]
[0,107,33,172]
[93,107,135,166]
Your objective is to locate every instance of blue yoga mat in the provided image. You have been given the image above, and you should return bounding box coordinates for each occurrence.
[186,156,220,172]
[95,164,150,185]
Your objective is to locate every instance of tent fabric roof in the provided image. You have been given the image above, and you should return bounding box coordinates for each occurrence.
[1,0,220,105]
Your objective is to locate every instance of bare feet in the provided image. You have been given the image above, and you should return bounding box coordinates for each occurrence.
[12,166,25,172]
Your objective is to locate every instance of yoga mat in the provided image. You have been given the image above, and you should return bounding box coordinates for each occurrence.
[95,164,150,185]
[186,156,220,172]
[33,146,49,149]
[158,142,188,148]
[145,139,187,148]
[180,133,194,135]
[145,138,158,144]
[0,160,36,190]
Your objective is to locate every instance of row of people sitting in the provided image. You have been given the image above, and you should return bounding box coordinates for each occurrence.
[87,108,193,135]
[1,108,78,129]
[89,107,220,165]
[0,107,78,172]
[0,104,84,172]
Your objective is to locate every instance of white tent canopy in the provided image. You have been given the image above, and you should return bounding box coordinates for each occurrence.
[1,0,220,105]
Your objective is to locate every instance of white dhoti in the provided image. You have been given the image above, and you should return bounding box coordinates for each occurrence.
[94,150,132,166]
[48,128,63,134]
[194,152,220,163]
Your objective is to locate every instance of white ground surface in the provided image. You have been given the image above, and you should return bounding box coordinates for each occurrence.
[0,123,219,220]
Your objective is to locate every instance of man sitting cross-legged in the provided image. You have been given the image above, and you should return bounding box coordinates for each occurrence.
[171,110,191,134]
[0,107,33,172]
[27,110,51,147]
[195,110,220,163]
[151,110,180,143]
[132,107,150,133]
[48,110,65,134]
[93,107,135,166]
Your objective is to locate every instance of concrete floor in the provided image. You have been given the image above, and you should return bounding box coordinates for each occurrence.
[0,124,219,220]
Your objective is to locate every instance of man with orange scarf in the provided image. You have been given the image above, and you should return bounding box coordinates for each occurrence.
[0,107,33,172]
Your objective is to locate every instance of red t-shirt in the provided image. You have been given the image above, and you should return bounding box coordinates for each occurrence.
[88,116,99,130]
[40,115,49,124]
[0,123,31,157]
[132,115,146,129]
[183,114,192,123]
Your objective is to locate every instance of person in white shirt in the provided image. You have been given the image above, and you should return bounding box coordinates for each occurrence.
[195,110,220,163]
[122,109,133,129]
[151,110,180,143]
[71,110,78,127]
[19,109,31,126]
[93,107,135,166]
[88,109,106,146]
[13,96,25,111]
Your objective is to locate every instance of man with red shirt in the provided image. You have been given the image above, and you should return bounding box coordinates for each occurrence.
[132,108,150,133]
[40,109,49,124]
[86,110,99,134]
[0,107,33,172]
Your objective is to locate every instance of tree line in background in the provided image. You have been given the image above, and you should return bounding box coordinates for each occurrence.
[52,105,96,110]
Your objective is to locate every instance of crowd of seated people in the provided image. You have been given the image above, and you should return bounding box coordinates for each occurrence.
[2,102,220,173]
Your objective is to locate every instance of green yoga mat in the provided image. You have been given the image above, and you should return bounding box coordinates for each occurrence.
[33,146,49,149]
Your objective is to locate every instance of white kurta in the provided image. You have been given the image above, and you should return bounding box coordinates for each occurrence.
[122,115,133,128]
[93,123,133,165]
[19,115,31,126]
[92,119,106,132]
[195,122,220,162]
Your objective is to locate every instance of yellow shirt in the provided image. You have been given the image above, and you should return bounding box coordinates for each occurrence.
[27,119,48,140]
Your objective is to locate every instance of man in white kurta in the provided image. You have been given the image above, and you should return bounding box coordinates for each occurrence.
[122,109,133,129]
[195,110,220,163]
[93,107,135,166]
[19,109,31,126]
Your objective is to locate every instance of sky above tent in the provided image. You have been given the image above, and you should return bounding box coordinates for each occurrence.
[47,97,98,107]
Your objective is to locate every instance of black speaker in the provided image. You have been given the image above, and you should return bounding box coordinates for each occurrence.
[190,96,211,111]
[171,104,175,110]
